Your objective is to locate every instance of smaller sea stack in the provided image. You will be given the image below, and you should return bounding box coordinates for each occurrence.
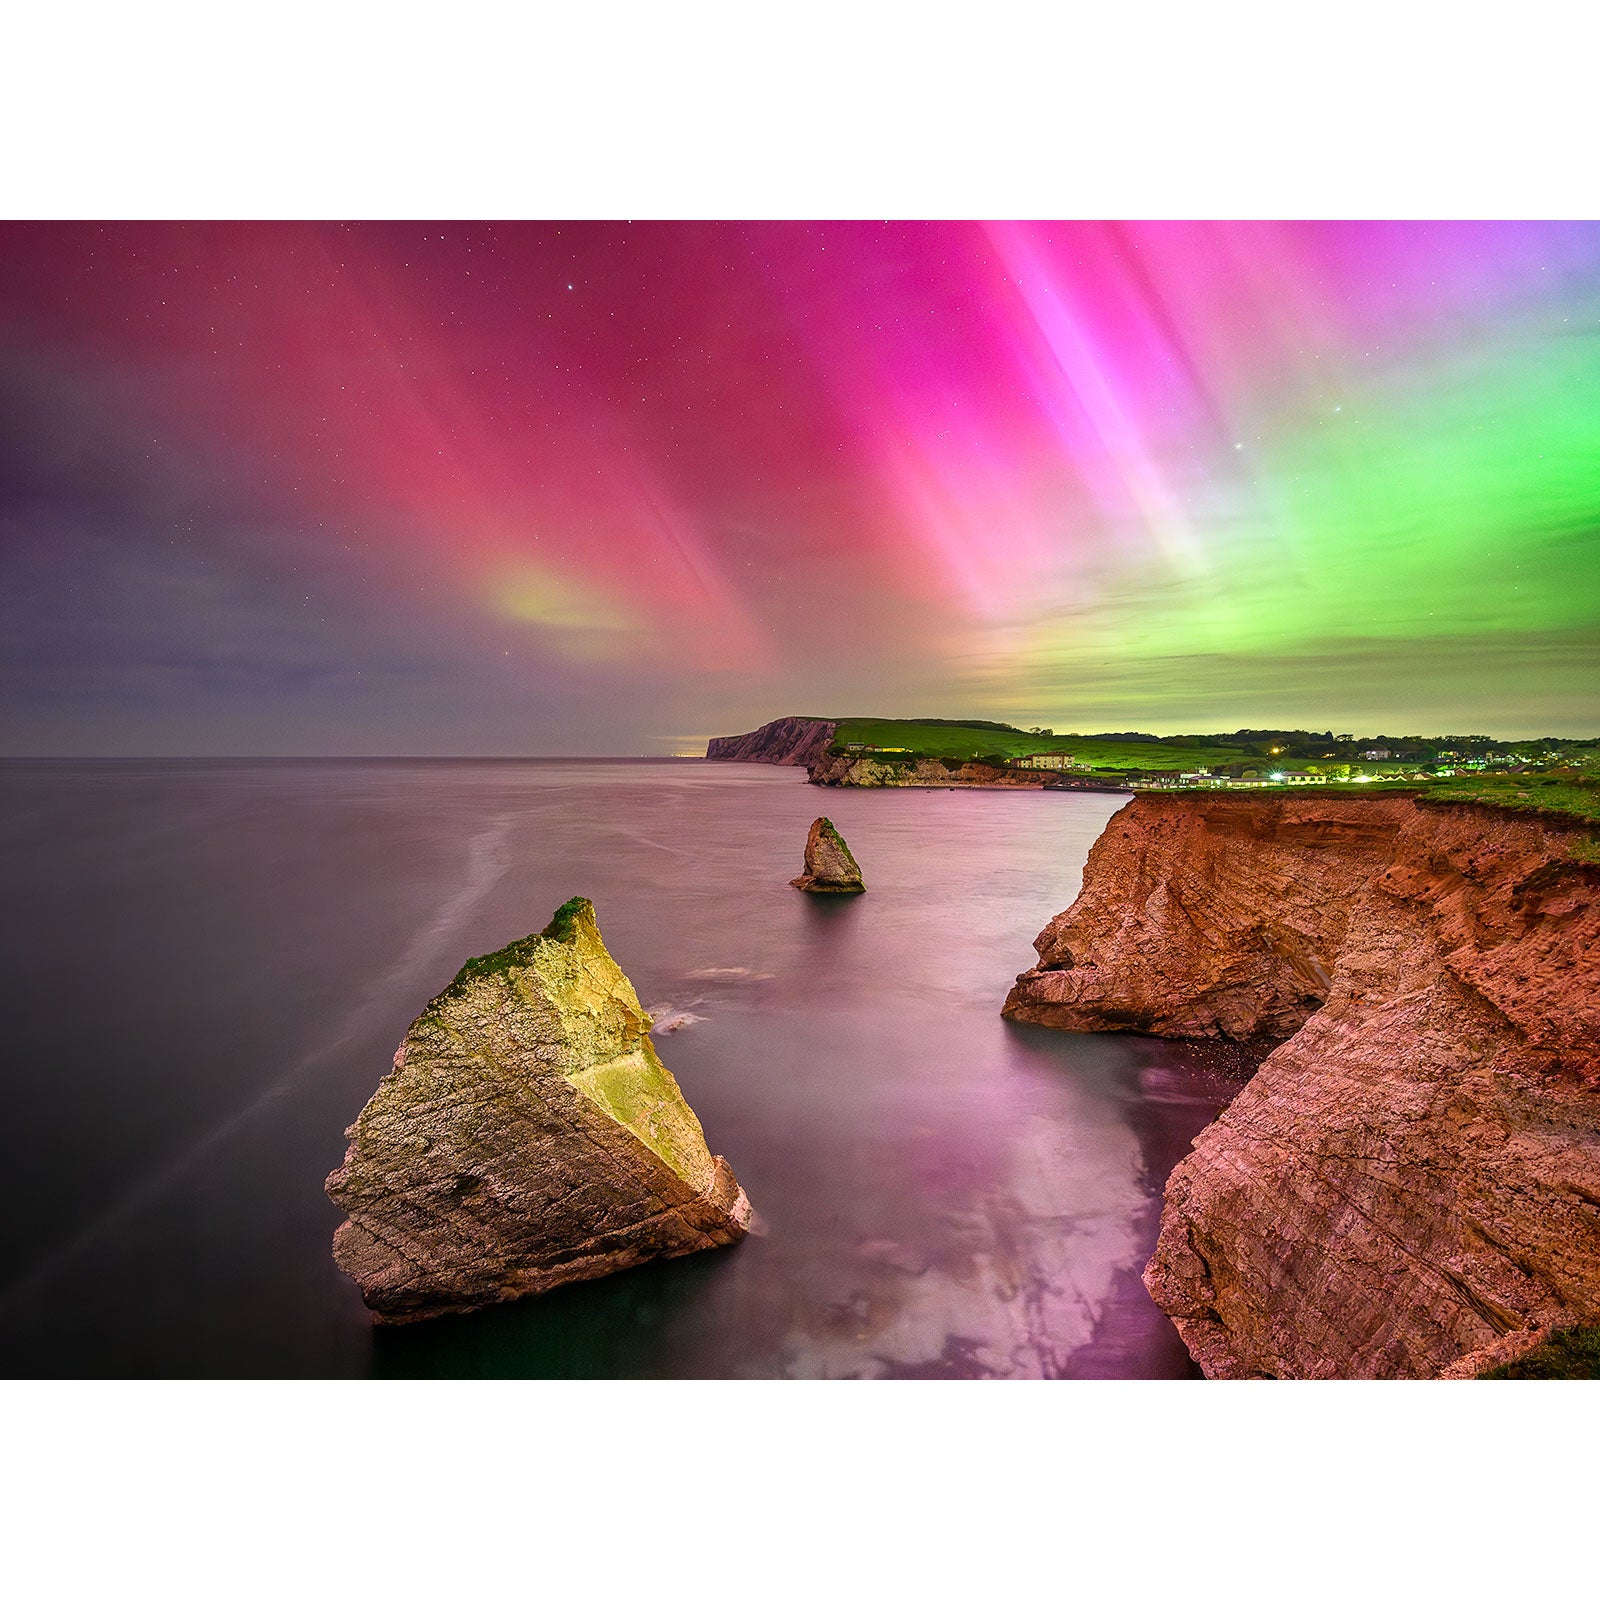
[326,896,751,1324]
[790,816,865,893]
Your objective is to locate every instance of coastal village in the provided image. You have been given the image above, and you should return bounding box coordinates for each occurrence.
[709,719,1599,818]
[838,731,1575,791]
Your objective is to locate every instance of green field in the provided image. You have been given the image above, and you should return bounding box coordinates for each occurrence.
[1421,772,1600,827]
[830,718,1254,772]
[819,719,1600,838]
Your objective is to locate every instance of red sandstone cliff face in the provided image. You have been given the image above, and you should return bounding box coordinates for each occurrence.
[1004,794,1600,1378]
[705,717,836,766]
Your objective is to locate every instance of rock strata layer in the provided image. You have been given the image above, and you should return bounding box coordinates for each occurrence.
[791,816,865,892]
[326,897,751,1324]
[1005,793,1600,1378]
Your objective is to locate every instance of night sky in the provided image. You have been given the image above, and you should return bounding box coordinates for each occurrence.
[2,219,1597,754]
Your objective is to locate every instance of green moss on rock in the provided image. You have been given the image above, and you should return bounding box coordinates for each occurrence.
[1479,1325,1600,1379]
[540,895,592,944]
[792,815,865,892]
[427,897,596,1011]
[818,818,861,876]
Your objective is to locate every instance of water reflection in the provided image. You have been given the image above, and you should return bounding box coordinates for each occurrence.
[0,759,1238,1378]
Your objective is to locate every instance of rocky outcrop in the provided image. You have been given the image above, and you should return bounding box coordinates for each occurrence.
[326,897,751,1324]
[809,754,1048,788]
[706,716,836,766]
[706,716,1074,788]
[790,816,865,893]
[1004,797,1402,1040]
[1005,793,1600,1378]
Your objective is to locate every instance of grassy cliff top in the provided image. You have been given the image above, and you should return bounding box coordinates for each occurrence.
[830,717,1255,771]
[1418,773,1600,826]
[1143,773,1600,850]
[824,717,1600,795]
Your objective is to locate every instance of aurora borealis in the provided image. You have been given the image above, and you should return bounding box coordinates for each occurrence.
[1,220,1597,753]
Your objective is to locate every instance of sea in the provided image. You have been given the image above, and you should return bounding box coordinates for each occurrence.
[0,757,1239,1378]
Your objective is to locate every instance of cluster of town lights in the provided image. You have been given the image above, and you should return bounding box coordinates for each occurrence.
[1270,770,1371,783]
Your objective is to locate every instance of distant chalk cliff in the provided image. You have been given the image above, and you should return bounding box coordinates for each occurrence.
[705,717,1055,787]
[705,716,837,766]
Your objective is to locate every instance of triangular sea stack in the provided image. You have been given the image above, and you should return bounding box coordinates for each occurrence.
[326,897,751,1324]
[790,816,865,893]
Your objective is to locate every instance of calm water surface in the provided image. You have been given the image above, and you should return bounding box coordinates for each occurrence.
[0,758,1236,1378]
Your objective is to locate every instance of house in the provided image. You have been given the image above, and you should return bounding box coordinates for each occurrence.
[1015,752,1078,770]
[1361,748,1392,761]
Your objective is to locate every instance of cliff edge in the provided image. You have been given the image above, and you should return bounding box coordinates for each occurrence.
[1005,793,1600,1378]
[326,897,751,1324]
[706,716,836,766]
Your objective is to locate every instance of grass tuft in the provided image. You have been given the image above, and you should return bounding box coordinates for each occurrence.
[540,896,593,945]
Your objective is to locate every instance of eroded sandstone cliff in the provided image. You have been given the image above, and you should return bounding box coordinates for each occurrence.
[706,716,837,766]
[326,897,751,1324]
[1005,793,1600,1378]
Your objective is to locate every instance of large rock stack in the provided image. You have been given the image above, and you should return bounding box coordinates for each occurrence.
[326,897,751,1323]
[790,816,865,893]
